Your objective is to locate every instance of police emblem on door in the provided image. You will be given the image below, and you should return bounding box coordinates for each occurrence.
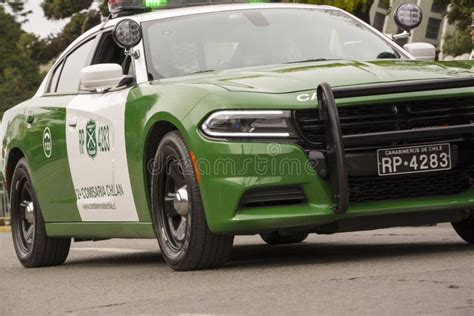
[86,119,97,158]
[43,127,52,158]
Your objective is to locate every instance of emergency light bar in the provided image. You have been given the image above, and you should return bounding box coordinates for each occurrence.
[108,0,262,15]
[108,0,146,14]
[108,0,173,14]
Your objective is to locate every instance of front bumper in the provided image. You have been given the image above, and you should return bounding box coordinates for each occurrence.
[193,139,474,234]
[190,78,474,234]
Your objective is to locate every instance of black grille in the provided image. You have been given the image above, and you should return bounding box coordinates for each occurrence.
[349,168,474,204]
[240,186,307,209]
[295,96,474,149]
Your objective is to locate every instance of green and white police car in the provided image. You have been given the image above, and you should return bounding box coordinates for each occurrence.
[2,1,474,271]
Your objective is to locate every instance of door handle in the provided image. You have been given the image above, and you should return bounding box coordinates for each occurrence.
[67,117,77,127]
[26,113,34,124]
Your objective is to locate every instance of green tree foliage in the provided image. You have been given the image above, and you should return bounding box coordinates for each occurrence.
[42,0,93,19]
[39,9,102,62]
[63,9,101,35]
[442,31,472,56]
[293,0,375,23]
[0,0,32,22]
[39,0,108,62]
[0,0,25,13]
[434,0,473,30]
[100,0,109,17]
[0,6,43,112]
[0,0,107,113]
[433,0,473,55]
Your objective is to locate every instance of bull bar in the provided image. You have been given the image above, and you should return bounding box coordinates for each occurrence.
[316,77,474,215]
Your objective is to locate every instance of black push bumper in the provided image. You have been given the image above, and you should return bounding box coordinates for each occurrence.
[316,77,474,214]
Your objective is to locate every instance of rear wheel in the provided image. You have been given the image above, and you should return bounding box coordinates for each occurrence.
[260,232,309,245]
[10,159,71,268]
[452,216,474,244]
[151,131,234,271]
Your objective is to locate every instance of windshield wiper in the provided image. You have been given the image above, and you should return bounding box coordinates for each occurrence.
[187,69,216,75]
[284,58,337,64]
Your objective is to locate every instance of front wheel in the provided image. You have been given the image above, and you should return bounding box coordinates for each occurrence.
[10,159,71,268]
[151,131,234,271]
[452,216,474,244]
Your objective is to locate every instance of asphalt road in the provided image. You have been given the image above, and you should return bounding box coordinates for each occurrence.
[1,224,474,315]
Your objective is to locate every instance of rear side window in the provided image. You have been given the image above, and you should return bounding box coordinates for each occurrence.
[56,38,96,94]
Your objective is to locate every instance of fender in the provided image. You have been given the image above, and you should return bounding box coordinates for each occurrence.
[124,83,214,222]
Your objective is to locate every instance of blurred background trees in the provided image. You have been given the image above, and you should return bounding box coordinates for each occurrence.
[0,2,44,112]
[0,0,107,112]
[40,0,107,61]
[298,0,375,23]
[433,0,473,56]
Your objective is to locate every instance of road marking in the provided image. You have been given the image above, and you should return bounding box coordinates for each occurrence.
[71,247,149,254]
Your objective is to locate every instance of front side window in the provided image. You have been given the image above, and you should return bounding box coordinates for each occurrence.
[92,32,131,75]
[56,38,96,94]
[47,61,64,93]
[143,8,403,79]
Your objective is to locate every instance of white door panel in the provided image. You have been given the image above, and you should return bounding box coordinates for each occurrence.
[66,89,139,222]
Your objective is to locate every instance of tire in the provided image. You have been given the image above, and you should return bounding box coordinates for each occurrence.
[260,232,309,245]
[10,159,71,268]
[452,216,474,244]
[151,131,234,271]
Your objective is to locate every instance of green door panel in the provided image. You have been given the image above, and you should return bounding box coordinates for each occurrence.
[25,96,81,222]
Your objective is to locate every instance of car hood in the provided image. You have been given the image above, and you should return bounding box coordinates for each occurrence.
[167,60,474,94]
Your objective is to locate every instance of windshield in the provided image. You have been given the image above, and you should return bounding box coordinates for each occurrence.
[142,8,403,79]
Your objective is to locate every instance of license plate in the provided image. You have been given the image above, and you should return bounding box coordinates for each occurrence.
[377,143,451,176]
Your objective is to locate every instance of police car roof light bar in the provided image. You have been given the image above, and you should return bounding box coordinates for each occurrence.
[108,0,264,17]
[108,0,151,17]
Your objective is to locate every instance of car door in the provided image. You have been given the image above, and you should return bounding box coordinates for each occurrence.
[24,37,97,223]
[65,31,139,222]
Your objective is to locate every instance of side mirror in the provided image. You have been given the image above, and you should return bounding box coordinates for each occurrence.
[403,43,436,61]
[80,64,125,92]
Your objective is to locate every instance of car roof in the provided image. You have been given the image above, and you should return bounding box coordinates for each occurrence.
[124,3,336,24]
[101,3,338,33]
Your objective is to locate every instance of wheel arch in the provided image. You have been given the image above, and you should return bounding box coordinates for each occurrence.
[143,119,183,202]
[5,147,26,195]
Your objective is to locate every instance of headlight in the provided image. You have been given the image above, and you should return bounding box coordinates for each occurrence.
[201,110,298,139]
